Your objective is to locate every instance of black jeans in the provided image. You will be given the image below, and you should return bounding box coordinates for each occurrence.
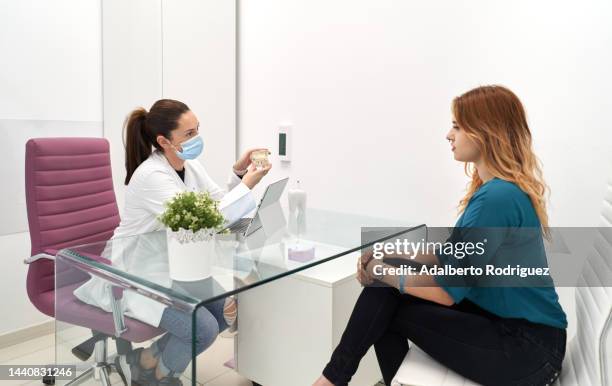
[323,286,566,386]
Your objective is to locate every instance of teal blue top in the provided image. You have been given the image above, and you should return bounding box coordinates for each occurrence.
[435,177,567,329]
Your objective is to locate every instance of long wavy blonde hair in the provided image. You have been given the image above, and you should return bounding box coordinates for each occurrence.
[453,85,550,237]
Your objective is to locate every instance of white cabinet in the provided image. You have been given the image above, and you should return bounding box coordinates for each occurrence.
[235,250,382,386]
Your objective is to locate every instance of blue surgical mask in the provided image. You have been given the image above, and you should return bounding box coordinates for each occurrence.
[174,135,203,160]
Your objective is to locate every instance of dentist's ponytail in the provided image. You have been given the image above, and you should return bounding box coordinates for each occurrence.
[123,99,190,185]
[124,107,150,185]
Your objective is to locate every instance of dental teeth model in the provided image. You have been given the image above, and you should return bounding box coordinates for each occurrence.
[250,149,271,168]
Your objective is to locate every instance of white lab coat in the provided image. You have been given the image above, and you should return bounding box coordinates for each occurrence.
[73,150,256,327]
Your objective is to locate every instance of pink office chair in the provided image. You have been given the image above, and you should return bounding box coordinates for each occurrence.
[24,138,163,385]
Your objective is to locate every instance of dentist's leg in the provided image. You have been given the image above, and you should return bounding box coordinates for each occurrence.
[149,298,229,379]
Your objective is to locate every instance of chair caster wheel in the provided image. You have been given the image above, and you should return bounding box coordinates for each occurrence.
[43,375,55,385]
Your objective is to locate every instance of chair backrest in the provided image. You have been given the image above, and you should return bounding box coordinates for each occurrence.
[570,177,612,386]
[25,138,120,316]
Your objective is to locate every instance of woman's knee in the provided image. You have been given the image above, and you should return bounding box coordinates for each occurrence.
[194,308,220,352]
[360,285,399,301]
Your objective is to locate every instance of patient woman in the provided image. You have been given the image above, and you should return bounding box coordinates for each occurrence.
[313,85,567,386]
[75,99,270,385]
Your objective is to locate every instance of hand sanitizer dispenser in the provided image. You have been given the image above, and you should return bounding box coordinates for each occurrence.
[287,180,314,262]
[288,180,306,236]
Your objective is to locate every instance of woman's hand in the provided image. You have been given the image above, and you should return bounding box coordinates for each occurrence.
[242,163,272,189]
[233,148,270,173]
[356,250,375,286]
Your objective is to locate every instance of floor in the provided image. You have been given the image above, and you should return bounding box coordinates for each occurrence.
[1,326,387,386]
[0,328,252,386]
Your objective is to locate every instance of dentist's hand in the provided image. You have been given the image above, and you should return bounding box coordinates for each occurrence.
[233,148,270,172]
[242,163,272,189]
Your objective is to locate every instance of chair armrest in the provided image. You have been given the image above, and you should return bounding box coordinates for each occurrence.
[112,286,124,300]
[23,253,55,264]
[108,285,127,337]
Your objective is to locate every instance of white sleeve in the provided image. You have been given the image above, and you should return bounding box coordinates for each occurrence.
[219,182,257,224]
[226,171,243,190]
[196,166,257,224]
[219,172,257,224]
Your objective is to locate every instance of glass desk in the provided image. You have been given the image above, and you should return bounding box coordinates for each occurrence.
[54,207,419,385]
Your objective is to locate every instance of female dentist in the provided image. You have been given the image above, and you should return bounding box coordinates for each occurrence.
[75,99,271,385]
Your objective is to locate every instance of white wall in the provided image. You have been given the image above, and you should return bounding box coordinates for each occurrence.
[238,0,612,228]
[0,1,102,122]
[162,0,237,185]
[104,0,237,211]
[0,0,103,235]
[102,0,164,211]
[0,0,103,336]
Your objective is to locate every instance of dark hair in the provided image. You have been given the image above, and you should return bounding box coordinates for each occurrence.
[123,99,190,184]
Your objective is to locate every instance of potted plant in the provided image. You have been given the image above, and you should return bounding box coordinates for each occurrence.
[158,191,226,281]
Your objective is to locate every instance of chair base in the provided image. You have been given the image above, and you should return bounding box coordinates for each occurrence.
[49,334,133,386]
[72,333,108,362]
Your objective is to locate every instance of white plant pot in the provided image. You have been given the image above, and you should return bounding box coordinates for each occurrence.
[167,228,217,281]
